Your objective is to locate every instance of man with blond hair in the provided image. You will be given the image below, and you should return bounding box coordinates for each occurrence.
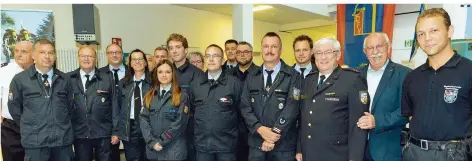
[402,8,472,161]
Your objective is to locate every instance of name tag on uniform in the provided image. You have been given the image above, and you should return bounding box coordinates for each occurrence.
[97,90,109,94]
[325,97,339,101]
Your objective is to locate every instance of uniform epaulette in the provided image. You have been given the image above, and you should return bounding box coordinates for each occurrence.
[1,62,8,68]
[341,67,360,73]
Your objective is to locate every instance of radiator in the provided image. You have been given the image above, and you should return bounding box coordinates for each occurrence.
[56,48,109,73]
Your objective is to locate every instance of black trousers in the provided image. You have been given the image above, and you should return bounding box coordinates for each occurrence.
[1,119,25,161]
[185,115,196,161]
[24,145,74,161]
[74,137,111,161]
[196,151,236,161]
[111,142,121,161]
[236,126,249,161]
[122,119,149,161]
[402,142,468,161]
[248,148,295,161]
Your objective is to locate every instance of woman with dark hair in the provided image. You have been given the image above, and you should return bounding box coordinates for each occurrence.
[117,49,151,161]
[140,59,190,161]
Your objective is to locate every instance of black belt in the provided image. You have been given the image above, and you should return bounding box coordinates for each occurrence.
[409,137,469,150]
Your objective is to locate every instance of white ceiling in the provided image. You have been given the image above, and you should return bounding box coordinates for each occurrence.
[174,4,334,25]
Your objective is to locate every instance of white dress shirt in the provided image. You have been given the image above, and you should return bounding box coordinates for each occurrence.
[160,84,172,96]
[262,61,282,87]
[36,67,54,86]
[80,69,95,91]
[295,63,312,78]
[0,61,23,120]
[367,60,389,112]
[208,70,222,81]
[130,74,145,119]
[109,64,126,80]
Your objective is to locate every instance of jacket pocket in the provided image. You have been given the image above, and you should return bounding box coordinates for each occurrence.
[328,134,348,145]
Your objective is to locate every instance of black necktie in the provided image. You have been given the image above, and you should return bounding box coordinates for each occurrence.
[209,79,215,85]
[42,74,50,95]
[300,68,306,77]
[113,69,119,86]
[265,70,274,90]
[84,74,91,90]
[134,80,142,119]
[317,75,326,89]
[161,90,166,97]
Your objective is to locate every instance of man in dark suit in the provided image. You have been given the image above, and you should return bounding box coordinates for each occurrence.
[222,39,238,72]
[297,37,368,161]
[99,43,126,161]
[358,33,410,161]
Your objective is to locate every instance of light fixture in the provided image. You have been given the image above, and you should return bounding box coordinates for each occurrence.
[253,5,273,12]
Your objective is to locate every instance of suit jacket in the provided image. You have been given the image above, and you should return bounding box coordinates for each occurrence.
[359,60,410,161]
[298,66,369,161]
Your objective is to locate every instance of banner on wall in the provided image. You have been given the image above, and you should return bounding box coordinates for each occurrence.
[337,4,395,68]
[1,9,55,63]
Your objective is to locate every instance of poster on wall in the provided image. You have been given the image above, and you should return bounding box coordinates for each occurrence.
[112,37,122,47]
[1,9,55,63]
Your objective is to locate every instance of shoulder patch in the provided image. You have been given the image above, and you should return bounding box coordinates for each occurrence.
[342,67,359,73]
[1,62,8,68]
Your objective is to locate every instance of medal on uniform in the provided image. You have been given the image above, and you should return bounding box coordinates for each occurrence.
[101,97,105,103]
[184,105,189,115]
[251,97,254,103]
[279,118,286,125]
[8,90,13,101]
[292,87,300,100]
[278,103,284,109]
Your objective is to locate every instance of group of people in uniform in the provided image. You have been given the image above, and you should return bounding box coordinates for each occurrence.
[1,7,472,161]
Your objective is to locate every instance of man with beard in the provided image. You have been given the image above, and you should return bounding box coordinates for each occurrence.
[292,35,316,80]
[227,41,260,161]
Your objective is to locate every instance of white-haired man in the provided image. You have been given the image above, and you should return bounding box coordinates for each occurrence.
[296,37,369,161]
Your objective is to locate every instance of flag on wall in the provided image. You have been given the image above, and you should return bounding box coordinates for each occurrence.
[409,4,426,61]
[337,4,396,68]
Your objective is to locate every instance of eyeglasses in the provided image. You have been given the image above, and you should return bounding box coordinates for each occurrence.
[314,50,339,57]
[154,55,167,59]
[107,51,123,55]
[190,60,203,64]
[79,55,96,59]
[131,58,145,62]
[38,51,55,56]
[236,50,252,55]
[204,54,222,59]
[365,43,388,52]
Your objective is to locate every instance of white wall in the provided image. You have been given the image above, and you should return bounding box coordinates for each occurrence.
[1,4,280,54]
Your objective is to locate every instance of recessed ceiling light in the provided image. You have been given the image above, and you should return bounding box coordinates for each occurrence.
[253,5,273,12]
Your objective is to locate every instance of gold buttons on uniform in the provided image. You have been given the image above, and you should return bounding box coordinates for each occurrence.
[308,135,311,139]
[308,123,311,127]
[309,111,312,114]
